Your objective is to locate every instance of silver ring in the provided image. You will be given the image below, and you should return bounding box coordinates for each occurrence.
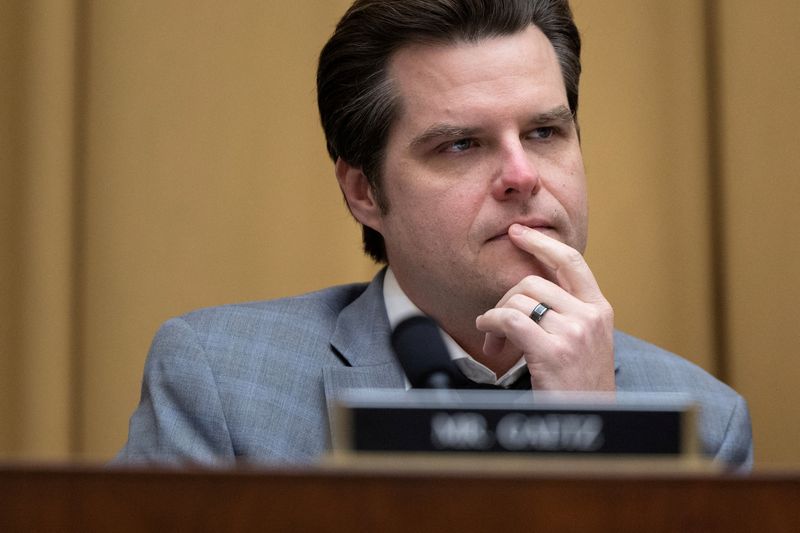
[529,303,551,324]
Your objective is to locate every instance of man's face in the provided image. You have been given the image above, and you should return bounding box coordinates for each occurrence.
[373,25,588,317]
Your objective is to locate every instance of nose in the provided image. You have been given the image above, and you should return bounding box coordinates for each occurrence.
[490,141,541,201]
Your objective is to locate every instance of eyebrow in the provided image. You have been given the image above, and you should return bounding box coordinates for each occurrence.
[409,125,480,149]
[408,105,575,149]
[530,105,575,125]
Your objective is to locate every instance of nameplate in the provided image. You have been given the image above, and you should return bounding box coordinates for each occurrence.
[332,390,698,458]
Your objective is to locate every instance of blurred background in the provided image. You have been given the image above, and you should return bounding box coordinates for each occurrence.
[1,0,798,468]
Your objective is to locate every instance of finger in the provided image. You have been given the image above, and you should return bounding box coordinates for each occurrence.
[476,307,554,356]
[482,330,507,358]
[495,275,585,317]
[496,293,560,329]
[483,296,567,340]
[508,224,604,303]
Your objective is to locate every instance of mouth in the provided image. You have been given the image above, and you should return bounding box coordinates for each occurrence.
[487,222,556,242]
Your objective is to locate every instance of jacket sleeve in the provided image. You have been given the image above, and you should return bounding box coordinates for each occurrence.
[714,393,754,471]
[112,317,235,466]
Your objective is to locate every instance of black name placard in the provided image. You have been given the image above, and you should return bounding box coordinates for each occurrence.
[331,390,699,458]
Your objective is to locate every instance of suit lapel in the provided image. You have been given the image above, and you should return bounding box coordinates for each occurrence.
[328,269,401,368]
[324,269,406,433]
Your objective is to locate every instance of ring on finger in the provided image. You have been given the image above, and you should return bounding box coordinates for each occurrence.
[529,302,551,324]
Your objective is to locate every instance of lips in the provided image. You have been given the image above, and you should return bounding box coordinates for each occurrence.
[488,220,555,242]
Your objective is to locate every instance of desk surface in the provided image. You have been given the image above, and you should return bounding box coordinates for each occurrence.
[1,464,799,532]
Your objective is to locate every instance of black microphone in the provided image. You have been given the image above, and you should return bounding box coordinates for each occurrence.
[391,315,459,389]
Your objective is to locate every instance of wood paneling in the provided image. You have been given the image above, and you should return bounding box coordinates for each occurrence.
[574,0,715,370]
[718,0,800,467]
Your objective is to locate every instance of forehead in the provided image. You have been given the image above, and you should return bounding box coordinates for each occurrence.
[386,25,567,129]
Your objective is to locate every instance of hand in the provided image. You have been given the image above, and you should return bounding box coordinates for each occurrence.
[475,224,615,391]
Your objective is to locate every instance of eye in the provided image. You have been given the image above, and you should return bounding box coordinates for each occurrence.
[441,138,476,153]
[530,126,557,140]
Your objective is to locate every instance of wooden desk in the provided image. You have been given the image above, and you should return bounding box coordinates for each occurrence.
[1,464,798,532]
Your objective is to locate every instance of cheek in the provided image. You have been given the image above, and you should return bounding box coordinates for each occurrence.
[563,183,588,216]
[560,170,589,249]
[395,174,485,214]
[554,158,587,212]
[396,188,485,255]
[437,184,488,227]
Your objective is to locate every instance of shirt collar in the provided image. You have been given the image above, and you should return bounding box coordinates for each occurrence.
[383,268,528,387]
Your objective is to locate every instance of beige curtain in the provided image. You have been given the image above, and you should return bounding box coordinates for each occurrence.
[1,0,798,467]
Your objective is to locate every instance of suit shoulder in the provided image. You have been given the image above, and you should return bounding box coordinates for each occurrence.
[177,282,370,332]
[613,330,738,399]
[614,331,753,469]
[148,282,372,365]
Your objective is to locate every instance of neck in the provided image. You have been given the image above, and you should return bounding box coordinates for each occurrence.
[386,268,521,377]
[413,298,521,377]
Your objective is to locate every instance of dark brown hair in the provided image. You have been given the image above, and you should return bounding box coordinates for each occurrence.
[317,0,581,262]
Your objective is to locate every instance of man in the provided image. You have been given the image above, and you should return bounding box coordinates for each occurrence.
[116,0,752,467]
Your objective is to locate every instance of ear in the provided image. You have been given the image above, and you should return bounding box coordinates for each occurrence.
[335,158,383,232]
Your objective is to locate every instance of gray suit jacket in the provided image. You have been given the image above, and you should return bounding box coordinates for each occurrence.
[116,271,753,468]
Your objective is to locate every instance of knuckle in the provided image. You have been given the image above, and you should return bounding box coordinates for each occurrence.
[585,307,602,324]
[595,302,615,326]
[564,248,584,267]
[520,275,545,293]
[509,310,531,330]
[586,303,614,327]
[507,293,529,309]
[565,321,586,340]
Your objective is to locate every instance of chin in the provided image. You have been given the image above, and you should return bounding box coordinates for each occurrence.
[476,245,555,296]
[500,257,555,286]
